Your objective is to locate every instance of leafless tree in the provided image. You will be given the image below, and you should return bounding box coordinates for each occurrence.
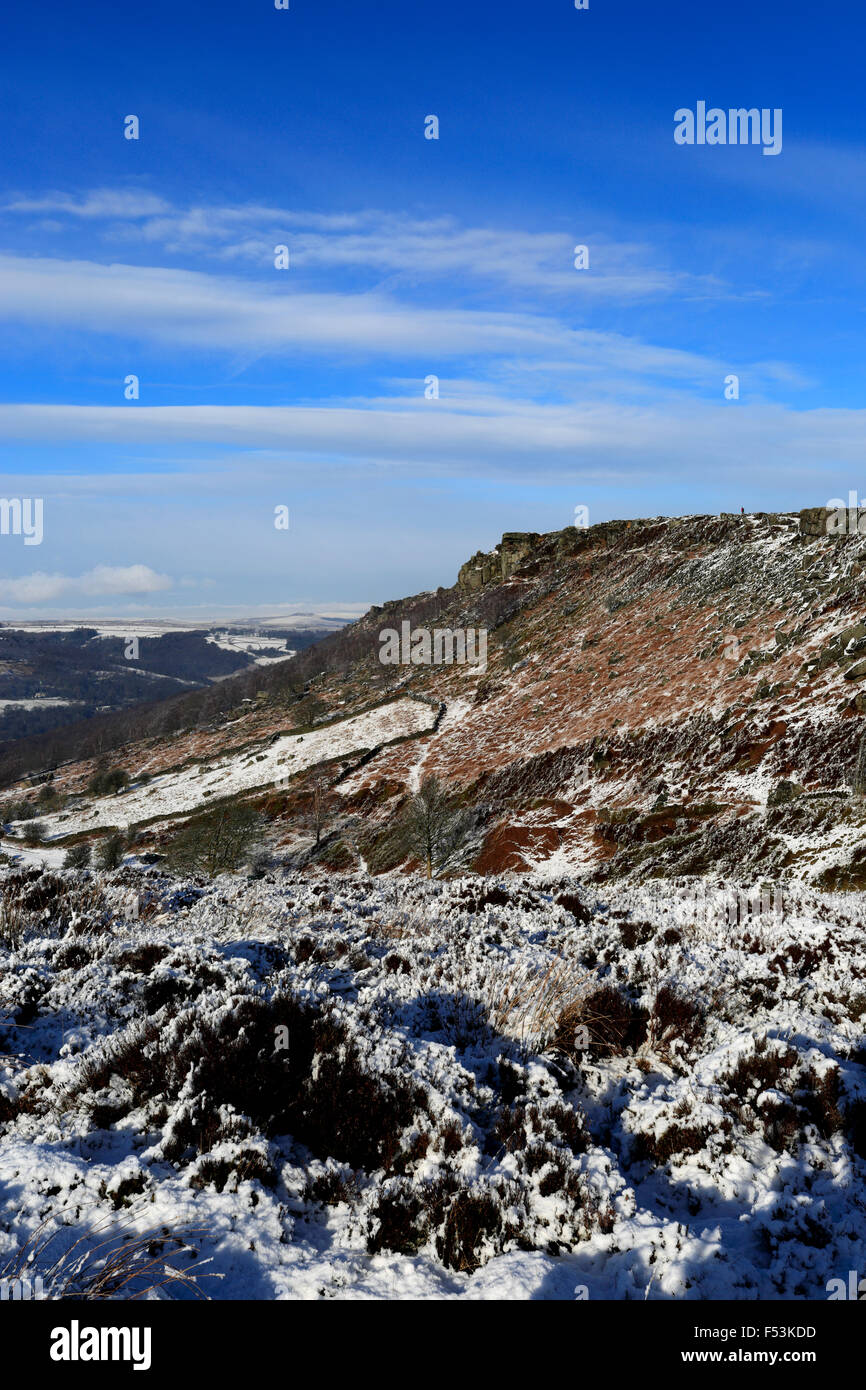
[403,774,470,879]
[294,696,327,732]
[167,803,266,877]
[303,770,338,847]
[854,732,866,796]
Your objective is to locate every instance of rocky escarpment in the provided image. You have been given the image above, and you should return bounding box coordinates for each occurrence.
[342,508,866,886]
[8,508,866,890]
[456,509,854,593]
[457,519,658,590]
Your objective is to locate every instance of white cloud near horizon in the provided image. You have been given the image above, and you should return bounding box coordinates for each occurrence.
[0,564,172,604]
[5,190,173,219]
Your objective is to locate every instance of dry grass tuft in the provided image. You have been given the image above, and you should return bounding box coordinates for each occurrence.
[1,1214,214,1300]
[484,954,593,1047]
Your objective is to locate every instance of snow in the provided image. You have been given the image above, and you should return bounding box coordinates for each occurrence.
[206,633,295,665]
[1,867,863,1301]
[11,698,436,840]
[0,699,82,709]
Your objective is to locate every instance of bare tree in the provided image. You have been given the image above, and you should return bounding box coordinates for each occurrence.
[167,803,266,877]
[303,770,338,848]
[854,732,866,796]
[403,774,470,879]
[296,697,327,731]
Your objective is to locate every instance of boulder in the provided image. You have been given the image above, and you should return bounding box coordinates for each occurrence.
[767,779,804,806]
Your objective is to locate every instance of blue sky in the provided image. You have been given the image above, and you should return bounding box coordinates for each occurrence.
[1,0,864,616]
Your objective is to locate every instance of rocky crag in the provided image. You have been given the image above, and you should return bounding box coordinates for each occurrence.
[6,508,866,888]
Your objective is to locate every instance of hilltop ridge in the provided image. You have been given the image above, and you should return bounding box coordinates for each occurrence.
[4,507,866,888]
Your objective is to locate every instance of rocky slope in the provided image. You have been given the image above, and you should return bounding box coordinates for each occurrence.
[4,508,866,888]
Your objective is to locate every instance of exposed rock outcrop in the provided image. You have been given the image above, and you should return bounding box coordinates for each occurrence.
[457,518,661,590]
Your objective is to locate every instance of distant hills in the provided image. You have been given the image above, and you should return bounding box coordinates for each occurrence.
[0,620,344,750]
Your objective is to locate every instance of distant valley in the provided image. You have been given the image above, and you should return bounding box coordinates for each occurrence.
[0,618,347,744]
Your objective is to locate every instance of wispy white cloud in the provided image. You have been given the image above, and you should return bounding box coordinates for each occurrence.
[1,193,732,301]
[0,564,172,604]
[202,216,716,299]
[4,189,173,219]
[0,252,729,372]
[1,398,863,482]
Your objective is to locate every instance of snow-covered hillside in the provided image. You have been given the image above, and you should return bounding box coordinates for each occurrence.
[1,866,863,1300]
[14,697,435,840]
[8,512,866,891]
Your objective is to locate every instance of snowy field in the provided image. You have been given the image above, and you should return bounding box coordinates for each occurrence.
[24,698,436,840]
[206,632,294,664]
[0,867,864,1300]
[0,699,82,710]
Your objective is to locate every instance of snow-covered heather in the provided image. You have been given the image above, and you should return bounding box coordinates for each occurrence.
[24,698,435,839]
[1,867,864,1300]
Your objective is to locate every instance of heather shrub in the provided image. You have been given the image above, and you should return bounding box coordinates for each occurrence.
[63,841,91,868]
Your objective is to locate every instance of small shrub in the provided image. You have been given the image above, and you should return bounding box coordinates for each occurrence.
[384,952,410,975]
[722,1039,798,1101]
[53,941,95,971]
[760,1098,801,1153]
[88,767,130,796]
[304,1168,360,1208]
[633,1122,708,1166]
[63,842,91,869]
[1,799,38,823]
[437,1120,463,1156]
[96,833,126,869]
[797,1065,844,1139]
[36,784,64,810]
[188,1145,276,1193]
[619,918,654,949]
[435,1189,503,1273]
[555,892,591,923]
[647,985,705,1055]
[491,1099,586,1160]
[367,1181,427,1256]
[555,984,648,1058]
[117,943,168,974]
